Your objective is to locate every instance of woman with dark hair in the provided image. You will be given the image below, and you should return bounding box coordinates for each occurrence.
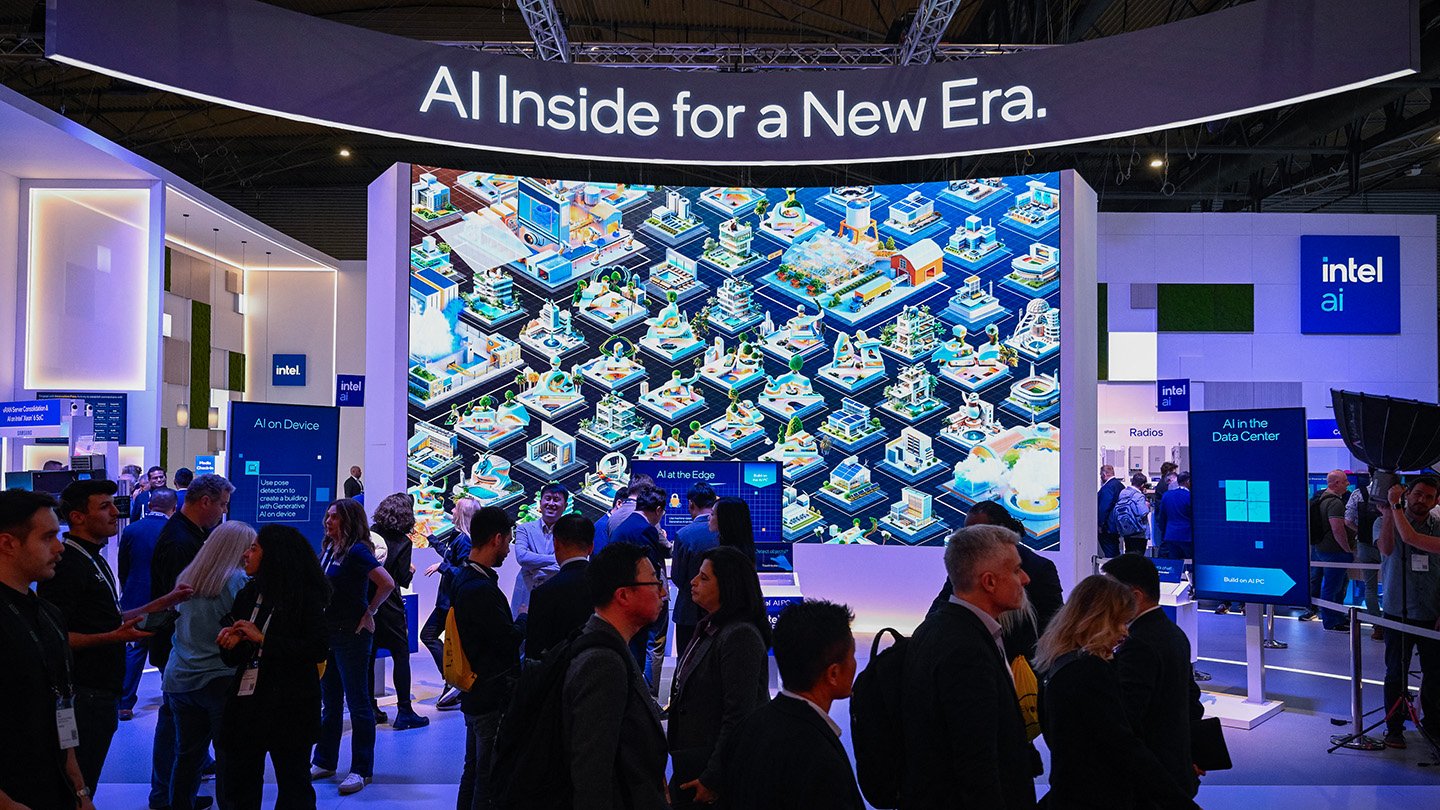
[217,524,331,809]
[369,493,428,730]
[667,545,770,808]
[1036,575,1196,810]
[310,498,394,796]
[708,496,756,565]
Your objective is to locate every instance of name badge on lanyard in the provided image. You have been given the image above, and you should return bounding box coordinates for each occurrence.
[1413,554,1431,573]
[56,697,79,749]
[237,596,271,698]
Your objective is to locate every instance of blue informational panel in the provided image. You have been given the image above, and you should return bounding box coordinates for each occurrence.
[630,460,787,571]
[1188,407,1309,607]
[227,402,340,549]
[35,392,128,443]
[1299,235,1401,335]
[0,400,63,431]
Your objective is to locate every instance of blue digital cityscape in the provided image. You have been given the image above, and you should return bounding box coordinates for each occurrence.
[405,170,1063,548]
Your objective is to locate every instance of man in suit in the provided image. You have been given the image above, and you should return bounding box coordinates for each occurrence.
[720,599,862,810]
[116,486,176,721]
[563,542,668,810]
[592,473,655,553]
[901,524,1037,810]
[343,466,364,499]
[1102,553,1204,802]
[1098,465,1124,559]
[525,513,594,659]
[1157,472,1194,560]
[128,466,167,522]
[670,482,719,656]
[511,483,567,619]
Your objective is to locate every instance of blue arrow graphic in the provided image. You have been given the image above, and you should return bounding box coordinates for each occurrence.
[1195,565,1297,597]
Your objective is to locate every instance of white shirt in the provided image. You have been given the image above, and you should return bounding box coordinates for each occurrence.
[779,689,842,737]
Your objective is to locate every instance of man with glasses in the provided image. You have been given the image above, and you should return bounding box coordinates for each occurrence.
[454,506,522,810]
[563,542,668,810]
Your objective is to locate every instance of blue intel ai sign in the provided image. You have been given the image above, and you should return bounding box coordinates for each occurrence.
[1300,235,1400,335]
[336,374,365,407]
[272,354,307,387]
[1157,378,1190,412]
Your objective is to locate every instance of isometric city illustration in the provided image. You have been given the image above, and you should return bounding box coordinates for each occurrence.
[406,170,1063,548]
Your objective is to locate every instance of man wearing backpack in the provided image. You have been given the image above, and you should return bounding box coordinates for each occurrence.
[563,542,668,810]
[1098,465,1124,559]
[900,524,1038,810]
[1114,473,1152,555]
[1309,471,1354,631]
[454,506,522,810]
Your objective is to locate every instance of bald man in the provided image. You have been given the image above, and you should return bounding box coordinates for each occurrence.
[1309,470,1354,631]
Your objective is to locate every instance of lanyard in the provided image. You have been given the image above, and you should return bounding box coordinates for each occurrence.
[1,592,73,698]
[244,594,275,663]
[64,537,119,606]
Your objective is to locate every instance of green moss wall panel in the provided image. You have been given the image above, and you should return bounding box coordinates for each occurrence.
[159,427,169,470]
[164,247,172,292]
[1156,284,1254,332]
[190,301,211,419]
[228,351,246,393]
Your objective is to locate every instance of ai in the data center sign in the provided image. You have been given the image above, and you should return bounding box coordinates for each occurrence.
[227,402,340,550]
[1188,407,1309,607]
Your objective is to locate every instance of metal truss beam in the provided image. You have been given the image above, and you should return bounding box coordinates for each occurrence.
[440,41,1043,70]
[516,0,571,63]
[898,0,967,65]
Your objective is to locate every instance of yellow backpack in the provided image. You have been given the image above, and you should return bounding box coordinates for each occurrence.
[443,607,478,692]
[1012,655,1041,741]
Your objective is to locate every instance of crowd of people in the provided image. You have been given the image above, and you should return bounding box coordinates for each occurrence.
[0,460,1228,810]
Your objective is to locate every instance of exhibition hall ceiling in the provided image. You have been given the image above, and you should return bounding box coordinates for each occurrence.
[2,0,1440,260]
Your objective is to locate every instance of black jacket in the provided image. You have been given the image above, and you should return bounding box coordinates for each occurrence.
[371,526,413,652]
[900,602,1038,810]
[666,620,769,799]
[1041,652,1196,810]
[720,694,863,810]
[525,558,592,658]
[219,582,329,744]
[562,614,668,810]
[452,561,521,715]
[149,512,210,668]
[929,545,1065,661]
[1114,608,1204,802]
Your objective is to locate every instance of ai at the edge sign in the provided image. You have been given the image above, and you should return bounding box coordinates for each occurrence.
[1300,235,1400,335]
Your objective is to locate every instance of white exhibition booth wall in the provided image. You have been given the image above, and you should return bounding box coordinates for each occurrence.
[1096,212,1437,477]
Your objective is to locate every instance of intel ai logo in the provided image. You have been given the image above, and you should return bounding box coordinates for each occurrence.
[1300,235,1400,334]
[272,354,307,387]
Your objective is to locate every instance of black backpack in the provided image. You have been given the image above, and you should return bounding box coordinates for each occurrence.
[489,628,635,810]
[849,627,908,809]
[1308,491,1340,546]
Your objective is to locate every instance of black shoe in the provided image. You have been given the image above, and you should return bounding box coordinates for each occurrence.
[392,709,430,731]
[1214,603,1229,615]
[374,707,389,725]
[1298,610,1319,621]
[437,686,463,710]
[1328,623,1351,633]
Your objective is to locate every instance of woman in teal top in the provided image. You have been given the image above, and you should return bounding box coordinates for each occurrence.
[161,521,254,810]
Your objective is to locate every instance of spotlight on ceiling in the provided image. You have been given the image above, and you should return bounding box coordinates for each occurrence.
[1149,158,1165,168]
[338,148,352,158]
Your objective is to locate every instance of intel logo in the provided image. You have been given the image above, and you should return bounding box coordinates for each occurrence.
[272,354,307,386]
[1300,235,1400,335]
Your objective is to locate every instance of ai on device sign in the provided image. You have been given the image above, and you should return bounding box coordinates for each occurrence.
[1300,235,1400,335]
[271,354,307,387]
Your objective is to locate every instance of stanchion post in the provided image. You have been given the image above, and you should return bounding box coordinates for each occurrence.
[1329,602,1385,750]
[1245,602,1265,703]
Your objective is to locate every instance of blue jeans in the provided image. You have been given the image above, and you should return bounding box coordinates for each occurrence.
[1351,543,1381,617]
[314,630,376,777]
[1312,549,1353,628]
[167,678,229,810]
[457,709,502,810]
[120,639,148,711]
[150,695,175,806]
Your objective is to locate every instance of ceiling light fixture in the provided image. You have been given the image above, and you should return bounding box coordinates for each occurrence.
[1150,158,1165,168]
[338,148,351,157]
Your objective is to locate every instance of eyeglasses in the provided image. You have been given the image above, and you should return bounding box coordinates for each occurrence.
[621,580,666,592]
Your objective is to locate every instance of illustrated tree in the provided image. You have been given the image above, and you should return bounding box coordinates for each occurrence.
[788,354,804,374]
[689,420,702,433]
[477,394,493,411]
[754,199,769,219]
[572,280,586,305]
[786,415,803,438]
[704,237,717,254]
[885,236,896,251]
[828,294,842,308]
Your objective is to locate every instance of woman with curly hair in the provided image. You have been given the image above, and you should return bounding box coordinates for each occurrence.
[369,493,428,730]
[1035,575,1196,809]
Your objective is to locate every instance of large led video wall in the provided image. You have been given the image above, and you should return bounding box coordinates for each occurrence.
[405,168,1062,548]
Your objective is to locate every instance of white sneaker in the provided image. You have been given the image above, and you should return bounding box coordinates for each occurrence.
[338,773,371,795]
[309,766,335,781]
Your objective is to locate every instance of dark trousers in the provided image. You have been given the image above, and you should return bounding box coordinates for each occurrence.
[371,645,415,712]
[1383,614,1440,735]
[74,690,119,793]
[1098,532,1120,559]
[1312,549,1353,628]
[1122,534,1147,555]
[223,737,316,810]
[1160,540,1193,561]
[120,639,149,711]
[421,606,447,673]
[167,678,229,810]
[457,709,502,810]
[673,622,697,661]
[151,663,177,806]
[314,630,376,777]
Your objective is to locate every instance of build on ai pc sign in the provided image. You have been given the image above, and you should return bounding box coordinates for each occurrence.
[1300,235,1400,334]
[1188,407,1309,606]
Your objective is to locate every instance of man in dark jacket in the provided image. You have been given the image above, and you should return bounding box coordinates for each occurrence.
[563,542,668,810]
[453,506,522,810]
[525,513,594,659]
[901,524,1038,810]
[116,486,176,720]
[1098,465,1124,558]
[1156,472,1194,561]
[1102,553,1204,802]
[720,599,862,810]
